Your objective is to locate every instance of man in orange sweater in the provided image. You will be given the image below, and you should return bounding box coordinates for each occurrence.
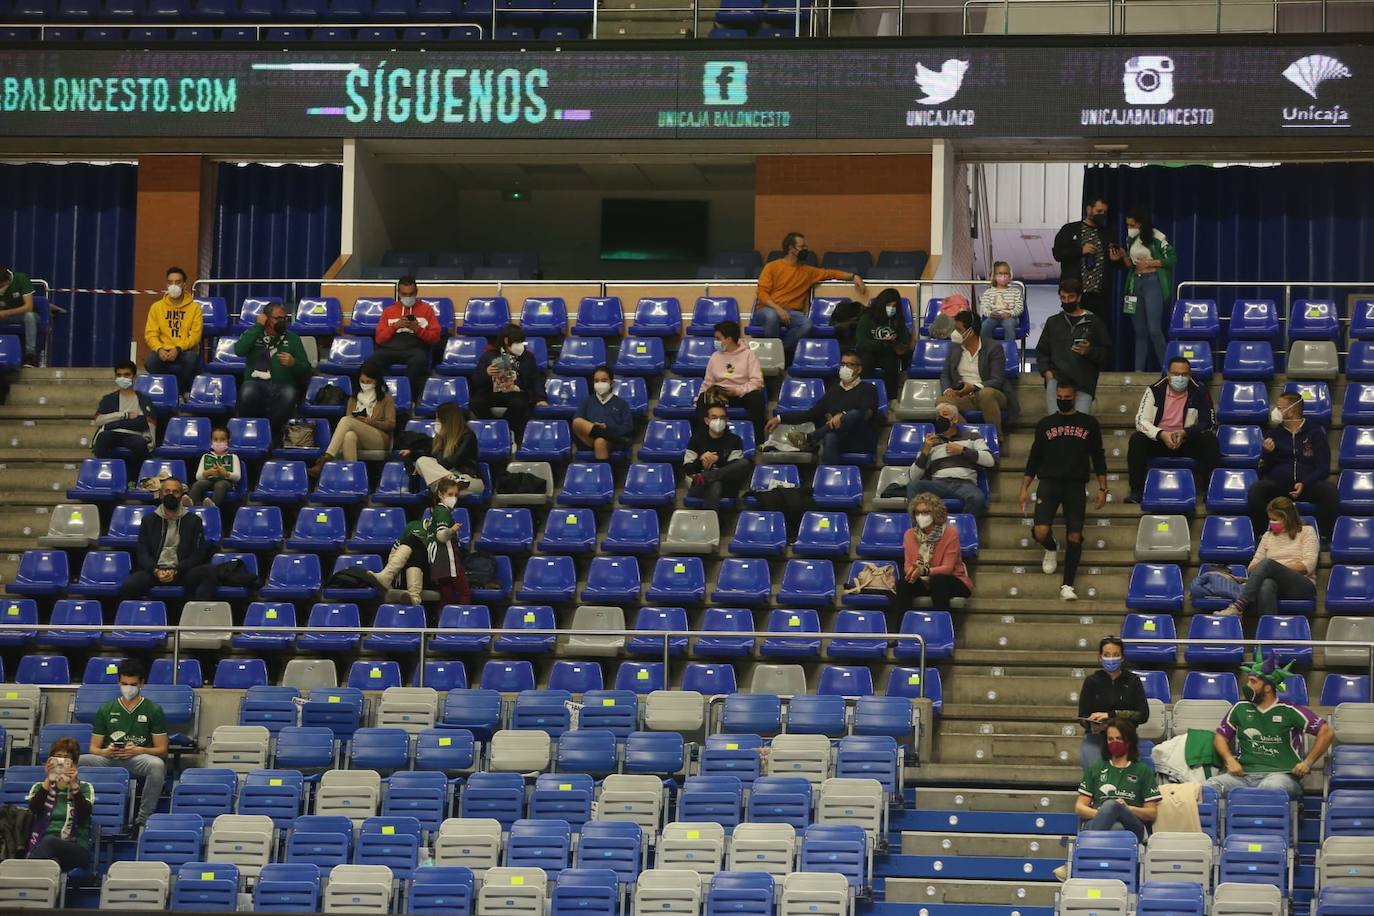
[374,275,443,396]
[755,231,866,354]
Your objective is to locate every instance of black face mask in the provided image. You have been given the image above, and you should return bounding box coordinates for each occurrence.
[933,416,952,434]
[1062,300,1080,313]
[1057,397,1076,413]
[162,493,182,511]
[1091,213,1106,228]
[795,247,810,262]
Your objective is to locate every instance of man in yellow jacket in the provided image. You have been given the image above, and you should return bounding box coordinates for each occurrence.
[143,266,203,395]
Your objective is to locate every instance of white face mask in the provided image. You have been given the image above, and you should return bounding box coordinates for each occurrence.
[915,513,933,529]
[119,684,139,701]
[508,342,526,356]
[115,376,134,390]
[432,421,443,436]
[713,339,726,352]
[838,366,856,382]
[949,330,964,345]
[1270,406,1290,426]
[167,283,183,299]
[885,305,896,317]
[1168,374,1189,391]
[400,296,417,307]
[441,496,457,509]
[708,418,727,434]
[593,381,611,397]
[359,382,375,392]
[1127,227,1140,240]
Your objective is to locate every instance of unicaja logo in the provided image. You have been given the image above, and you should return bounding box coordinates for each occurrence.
[1283,54,1351,99]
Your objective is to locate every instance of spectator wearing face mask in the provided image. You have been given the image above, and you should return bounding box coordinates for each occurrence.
[1124,357,1219,504]
[143,267,203,395]
[698,319,766,440]
[471,323,547,439]
[121,477,218,601]
[1122,208,1176,374]
[1247,391,1338,539]
[853,288,912,394]
[400,403,484,497]
[79,659,167,829]
[1221,496,1319,619]
[977,260,1023,346]
[371,477,467,605]
[235,302,313,435]
[683,403,751,511]
[893,493,972,621]
[189,425,242,507]
[27,737,94,871]
[764,350,879,465]
[0,264,41,367]
[1053,717,1158,879]
[309,359,396,478]
[1035,278,1111,416]
[937,310,1014,448]
[755,231,866,355]
[572,366,634,461]
[374,276,442,396]
[92,360,157,484]
[1053,197,1128,317]
[905,402,995,516]
[1075,636,1150,771]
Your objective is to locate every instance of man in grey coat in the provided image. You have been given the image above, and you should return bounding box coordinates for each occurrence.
[937,310,1017,450]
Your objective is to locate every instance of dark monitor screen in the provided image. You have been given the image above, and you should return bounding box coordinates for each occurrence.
[600,199,709,262]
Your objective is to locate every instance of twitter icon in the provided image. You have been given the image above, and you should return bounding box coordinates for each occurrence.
[916,59,969,106]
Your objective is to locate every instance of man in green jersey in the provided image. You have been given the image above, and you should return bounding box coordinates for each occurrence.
[1208,650,1333,800]
[0,265,39,367]
[78,659,167,828]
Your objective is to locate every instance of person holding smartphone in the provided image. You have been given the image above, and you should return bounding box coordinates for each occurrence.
[27,737,95,871]
[1034,278,1112,416]
[309,359,397,477]
[1075,636,1150,770]
[373,275,442,397]
[79,659,167,830]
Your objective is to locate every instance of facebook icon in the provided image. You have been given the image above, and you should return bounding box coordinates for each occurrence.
[703,61,748,105]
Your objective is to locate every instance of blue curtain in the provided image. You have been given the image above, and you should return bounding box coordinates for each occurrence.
[1083,162,1374,368]
[0,162,138,367]
[210,162,343,304]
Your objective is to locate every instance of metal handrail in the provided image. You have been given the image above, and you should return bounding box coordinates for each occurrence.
[0,624,927,697]
[1123,636,1374,701]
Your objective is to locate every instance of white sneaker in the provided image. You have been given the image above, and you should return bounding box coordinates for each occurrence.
[1042,549,1057,575]
[1060,585,1078,601]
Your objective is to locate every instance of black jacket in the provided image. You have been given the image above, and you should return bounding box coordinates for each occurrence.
[1258,419,1332,488]
[1035,310,1111,396]
[1052,218,1123,290]
[1078,669,1150,725]
[472,347,545,404]
[410,430,480,477]
[135,510,209,573]
[1025,411,1108,483]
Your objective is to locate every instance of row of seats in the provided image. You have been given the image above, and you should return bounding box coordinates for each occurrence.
[1064,878,1290,916]
[1167,297,1374,345]
[1131,667,1368,707]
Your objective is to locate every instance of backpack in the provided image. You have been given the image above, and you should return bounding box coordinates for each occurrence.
[497,471,547,495]
[0,806,33,860]
[830,299,864,343]
[748,485,811,540]
[1188,564,1243,602]
[464,551,500,589]
[928,293,971,339]
[324,568,376,591]
[312,383,347,408]
[216,558,258,588]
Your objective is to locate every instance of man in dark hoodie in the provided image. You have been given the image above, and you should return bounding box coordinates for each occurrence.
[1125,357,1221,504]
[1247,391,1338,539]
[471,323,547,440]
[121,477,218,601]
[1035,278,1112,416]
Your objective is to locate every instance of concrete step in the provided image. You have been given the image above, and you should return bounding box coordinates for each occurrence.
[944,673,1082,707]
[594,18,694,36]
[939,720,1082,739]
[973,548,1136,569]
[914,761,1081,786]
[965,567,1128,600]
[936,730,1081,766]
[0,463,83,491]
[973,516,1141,551]
[4,380,109,408]
[0,505,64,539]
[902,832,1068,858]
[0,420,96,450]
[885,877,1059,907]
[16,367,111,382]
[955,620,1127,655]
[942,703,1077,723]
[914,787,1078,814]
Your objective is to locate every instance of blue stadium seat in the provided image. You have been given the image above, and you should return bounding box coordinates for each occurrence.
[672,337,716,375]
[828,609,888,659]
[66,459,127,503]
[1217,381,1270,424]
[460,771,528,831]
[477,508,535,554]
[712,557,772,605]
[413,729,476,776]
[103,600,167,650]
[1183,614,1245,666]
[627,607,689,657]
[778,559,836,606]
[250,461,309,505]
[0,599,36,647]
[851,700,914,747]
[471,554,513,603]
[1289,298,1340,342]
[1332,517,1374,563]
[760,609,820,658]
[614,662,664,694]
[1163,340,1213,381]
[687,297,739,336]
[223,506,285,552]
[1285,380,1331,424]
[722,694,782,736]
[614,337,666,377]
[1182,671,1239,702]
[1229,299,1281,342]
[1141,468,1196,514]
[225,417,270,461]
[1340,426,1374,470]
[1255,615,1312,667]
[213,658,269,689]
[554,729,616,777]
[808,297,846,339]
[545,661,604,695]
[789,694,847,737]
[254,863,320,912]
[1198,516,1255,563]
[469,419,514,462]
[515,296,566,338]
[1133,669,1171,703]
[1122,613,1177,663]
[1348,341,1374,382]
[309,461,369,507]
[287,506,347,552]
[416,376,469,418]
[1219,834,1287,893]
[99,504,153,549]
[1126,563,1185,612]
[344,297,386,337]
[818,665,874,697]
[884,667,941,711]
[1218,425,1263,467]
[157,416,212,459]
[790,339,841,378]
[557,463,614,507]
[1315,886,1368,916]
[894,610,955,661]
[581,556,642,604]
[801,823,867,889]
[742,465,801,506]
[495,606,557,654]
[1072,830,1139,893]
[1322,674,1371,705]
[518,420,572,462]
[437,337,483,376]
[172,774,235,822]
[679,776,744,834]
[654,376,701,420]
[70,550,131,597]
[538,377,586,420]
[39,599,102,648]
[460,296,510,337]
[1345,383,1374,424]
[812,465,864,510]
[1170,299,1220,340]
[363,603,425,653]
[856,512,909,560]
[629,297,682,337]
[646,556,707,604]
[274,727,336,772]
[1205,469,1258,513]
[134,373,177,413]
[348,727,410,774]
[81,659,123,686]
[729,511,787,556]
[748,777,812,832]
[347,505,410,553]
[260,553,322,601]
[775,377,824,420]
[1221,340,1276,381]
[318,336,374,375]
[694,607,755,658]
[1339,470,1374,514]
[681,663,737,695]
[9,550,69,597]
[538,509,597,555]
[347,662,403,692]
[909,338,951,378]
[572,297,624,338]
[600,508,659,555]
[372,461,426,507]
[517,556,578,604]
[554,338,607,378]
[638,420,691,462]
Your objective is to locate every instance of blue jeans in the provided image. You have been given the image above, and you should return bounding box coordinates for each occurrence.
[809,409,868,465]
[757,307,812,354]
[1131,273,1167,373]
[145,349,201,396]
[993,315,1020,348]
[239,379,300,432]
[1044,378,1094,416]
[1205,770,1303,801]
[1086,798,1147,842]
[16,310,37,356]
[1239,558,1317,616]
[80,751,167,824]
[1080,731,1106,771]
[907,475,987,516]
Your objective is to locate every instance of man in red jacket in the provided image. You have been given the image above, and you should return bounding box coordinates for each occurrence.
[374,275,442,396]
